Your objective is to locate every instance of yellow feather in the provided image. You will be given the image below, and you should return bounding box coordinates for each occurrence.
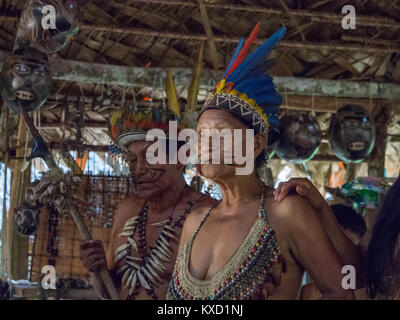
[186,42,204,112]
[165,69,181,119]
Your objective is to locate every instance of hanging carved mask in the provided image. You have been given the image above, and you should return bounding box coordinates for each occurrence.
[13,202,41,236]
[17,0,81,53]
[328,105,375,163]
[0,47,52,113]
[276,112,322,164]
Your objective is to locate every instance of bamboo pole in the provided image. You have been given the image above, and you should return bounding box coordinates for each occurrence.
[6,116,30,280]
[76,25,400,54]
[1,163,7,278]
[111,0,400,29]
[0,105,9,278]
[0,14,397,53]
[368,103,393,177]
[198,0,222,71]
[6,2,399,29]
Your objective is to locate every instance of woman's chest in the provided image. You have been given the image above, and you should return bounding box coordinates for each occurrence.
[189,218,258,281]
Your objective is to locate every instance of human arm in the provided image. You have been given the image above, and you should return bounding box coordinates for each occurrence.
[79,196,141,299]
[274,178,365,288]
[277,195,354,300]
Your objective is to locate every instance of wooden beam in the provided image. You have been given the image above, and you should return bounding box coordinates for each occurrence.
[45,142,339,162]
[52,62,400,102]
[42,94,385,117]
[1,50,399,102]
[116,0,400,30]
[0,15,398,53]
[197,0,222,71]
[75,25,400,54]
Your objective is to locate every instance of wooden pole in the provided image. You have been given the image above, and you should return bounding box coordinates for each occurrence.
[1,162,8,278]
[368,103,393,177]
[345,163,359,182]
[198,0,222,71]
[6,116,30,280]
[110,0,400,30]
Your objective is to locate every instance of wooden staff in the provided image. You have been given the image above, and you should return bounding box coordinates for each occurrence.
[20,107,120,300]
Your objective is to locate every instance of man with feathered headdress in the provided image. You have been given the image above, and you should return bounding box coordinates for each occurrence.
[79,67,217,300]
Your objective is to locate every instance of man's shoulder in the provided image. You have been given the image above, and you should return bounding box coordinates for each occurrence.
[117,195,144,211]
[113,195,145,225]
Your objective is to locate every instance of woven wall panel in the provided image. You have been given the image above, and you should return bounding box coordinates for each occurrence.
[30,175,132,282]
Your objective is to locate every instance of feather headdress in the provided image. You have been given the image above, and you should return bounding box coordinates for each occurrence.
[201,23,286,136]
[108,72,187,153]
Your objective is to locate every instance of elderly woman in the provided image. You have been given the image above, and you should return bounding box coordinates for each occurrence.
[167,24,354,300]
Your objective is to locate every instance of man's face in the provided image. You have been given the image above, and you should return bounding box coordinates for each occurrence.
[125,141,183,199]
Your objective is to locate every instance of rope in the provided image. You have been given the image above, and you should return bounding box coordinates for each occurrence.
[311,86,316,116]
[159,75,167,111]
[368,80,373,115]
[283,84,289,109]
[132,84,138,112]
[150,72,159,111]
[303,162,312,180]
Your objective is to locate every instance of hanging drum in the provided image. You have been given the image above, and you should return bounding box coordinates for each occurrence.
[0,46,52,113]
[276,112,322,164]
[328,105,375,163]
[13,202,41,236]
[16,0,81,53]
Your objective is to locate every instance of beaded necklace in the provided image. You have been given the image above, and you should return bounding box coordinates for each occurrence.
[168,184,284,300]
[114,186,199,299]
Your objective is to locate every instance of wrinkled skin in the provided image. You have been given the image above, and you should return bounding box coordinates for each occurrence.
[177,109,353,300]
[80,140,216,300]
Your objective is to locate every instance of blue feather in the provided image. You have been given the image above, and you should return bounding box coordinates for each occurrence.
[246,86,278,101]
[227,27,286,84]
[233,59,275,85]
[222,37,245,79]
[234,75,267,92]
[255,93,282,106]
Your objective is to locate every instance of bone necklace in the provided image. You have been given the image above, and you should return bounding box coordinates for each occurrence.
[114,186,199,299]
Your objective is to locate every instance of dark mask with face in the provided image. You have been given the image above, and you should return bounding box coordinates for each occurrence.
[17,0,81,53]
[276,112,322,164]
[0,46,52,113]
[13,202,41,236]
[328,105,375,163]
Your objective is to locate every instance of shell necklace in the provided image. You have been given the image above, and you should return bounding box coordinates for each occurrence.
[114,185,198,299]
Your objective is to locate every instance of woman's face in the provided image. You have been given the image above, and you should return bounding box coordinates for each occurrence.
[196,109,263,180]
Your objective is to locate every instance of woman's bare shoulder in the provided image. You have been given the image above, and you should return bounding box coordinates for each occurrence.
[185,203,213,230]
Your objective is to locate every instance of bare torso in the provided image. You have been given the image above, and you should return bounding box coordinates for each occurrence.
[179,188,350,300]
[106,188,217,300]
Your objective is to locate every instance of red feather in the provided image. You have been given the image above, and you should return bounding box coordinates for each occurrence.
[224,21,261,79]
